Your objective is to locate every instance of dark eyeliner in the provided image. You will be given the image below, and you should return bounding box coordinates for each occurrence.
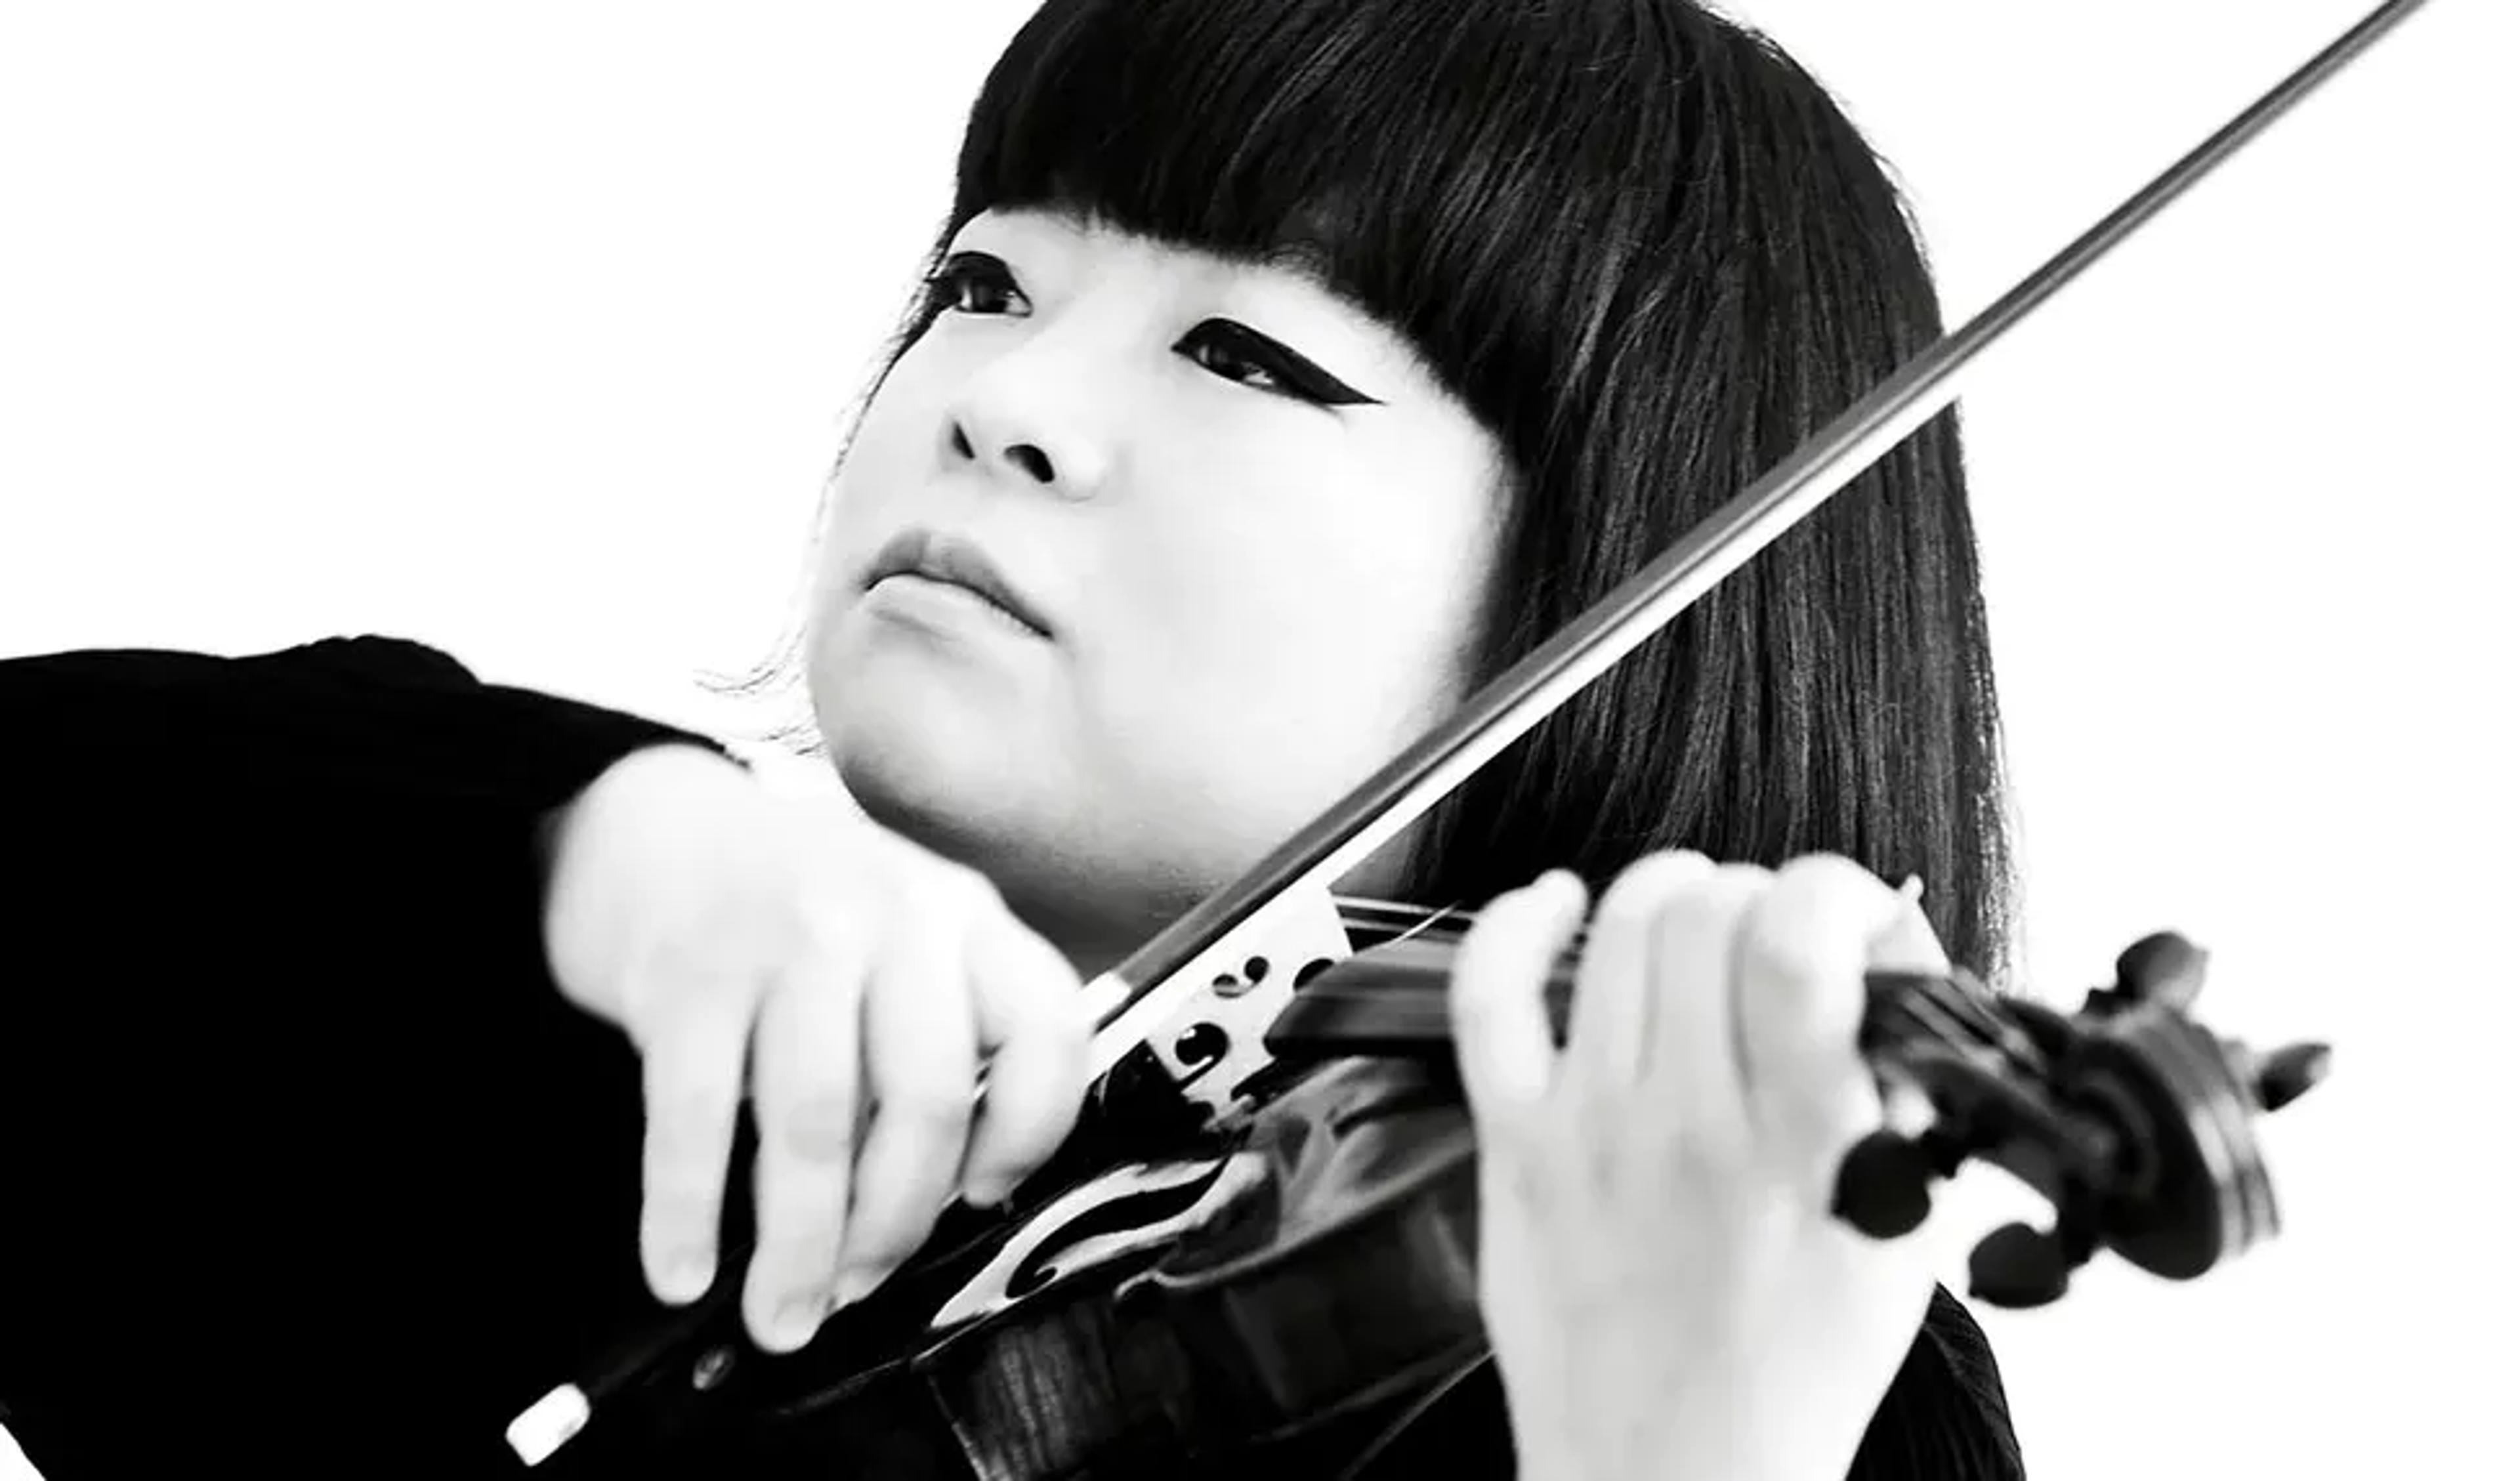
[924,251,1021,314]
[1194,320,1382,406]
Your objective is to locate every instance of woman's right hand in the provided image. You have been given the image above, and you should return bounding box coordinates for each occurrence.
[536,743,1093,1353]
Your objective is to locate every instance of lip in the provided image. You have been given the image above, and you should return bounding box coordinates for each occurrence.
[859,528,1053,636]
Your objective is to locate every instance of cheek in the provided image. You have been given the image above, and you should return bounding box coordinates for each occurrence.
[1082,446,1497,792]
[814,373,940,598]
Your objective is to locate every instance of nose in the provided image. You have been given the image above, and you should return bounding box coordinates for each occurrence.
[948,421,1053,485]
[943,352,1111,500]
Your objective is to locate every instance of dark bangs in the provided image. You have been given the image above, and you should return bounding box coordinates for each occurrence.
[933,0,1687,452]
[868,0,2017,982]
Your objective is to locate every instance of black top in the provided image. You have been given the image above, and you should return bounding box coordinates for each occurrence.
[0,636,2025,1478]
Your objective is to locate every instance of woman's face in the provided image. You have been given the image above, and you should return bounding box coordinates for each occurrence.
[809,207,1509,961]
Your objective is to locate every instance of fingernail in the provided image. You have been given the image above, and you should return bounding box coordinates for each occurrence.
[1883,1076,1938,1137]
[768,1295,829,1352]
[657,1251,713,1306]
[961,1175,1009,1209]
[830,1266,883,1310]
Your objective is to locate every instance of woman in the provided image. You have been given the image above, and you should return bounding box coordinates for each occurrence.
[0,0,2021,1476]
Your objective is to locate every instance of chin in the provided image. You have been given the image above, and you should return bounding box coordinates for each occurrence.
[831,724,1008,852]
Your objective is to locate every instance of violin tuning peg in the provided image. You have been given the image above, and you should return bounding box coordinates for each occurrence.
[1831,1130,1938,1240]
[2251,1040,2332,1112]
[2099,932,2210,1014]
[1967,1222,2076,1309]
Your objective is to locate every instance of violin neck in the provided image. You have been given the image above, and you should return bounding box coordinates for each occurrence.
[1264,934,2017,1074]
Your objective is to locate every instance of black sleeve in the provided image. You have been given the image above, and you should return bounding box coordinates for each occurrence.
[1845,1284,2028,1480]
[0,635,742,1477]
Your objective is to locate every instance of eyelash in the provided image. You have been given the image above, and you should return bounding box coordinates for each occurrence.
[921,254,1374,407]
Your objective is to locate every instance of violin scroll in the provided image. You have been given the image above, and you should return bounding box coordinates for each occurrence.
[1834,930,2332,1309]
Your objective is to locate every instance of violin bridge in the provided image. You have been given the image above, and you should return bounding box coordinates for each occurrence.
[1133,886,1354,1120]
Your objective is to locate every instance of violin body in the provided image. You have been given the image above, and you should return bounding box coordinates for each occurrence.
[536,1046,1495,1478]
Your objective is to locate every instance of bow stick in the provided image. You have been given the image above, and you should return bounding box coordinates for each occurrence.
[1079,0,2435,1083]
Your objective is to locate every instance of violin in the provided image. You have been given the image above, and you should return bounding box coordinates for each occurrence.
[511,893,2327,1478]
[504,3,2419,1474]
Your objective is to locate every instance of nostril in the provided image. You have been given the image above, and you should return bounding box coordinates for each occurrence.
[950,424,976,461]
[1008,444,1053,483]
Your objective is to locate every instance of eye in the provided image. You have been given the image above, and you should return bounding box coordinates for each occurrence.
[1177,320,1379,407]
[923,253,1029,317]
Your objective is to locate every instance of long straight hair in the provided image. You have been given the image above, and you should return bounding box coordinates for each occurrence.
[725,0,2019,981]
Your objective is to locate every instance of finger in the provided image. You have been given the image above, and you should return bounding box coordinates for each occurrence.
[831,917,978,1304]
[1566,850,1713,1089]
[957,913,1090,1207]
[1732,855,1911,1206]
[1868,879,1951,976]
[743,957,866,1352]
[1450,869,1589,1121]
[1640,862,1773,1164]
[635,986,755,1307]
[1883,1074,1937,1139]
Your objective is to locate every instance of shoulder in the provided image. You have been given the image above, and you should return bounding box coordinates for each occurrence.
[3,631,476,689]
[241,633,483,686]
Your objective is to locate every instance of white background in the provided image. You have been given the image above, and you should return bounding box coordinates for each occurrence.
[2,3,2511,1476]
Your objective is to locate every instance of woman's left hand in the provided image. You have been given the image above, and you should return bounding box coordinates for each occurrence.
[1450,851,1951,1481]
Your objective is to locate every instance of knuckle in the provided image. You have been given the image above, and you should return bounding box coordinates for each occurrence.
[1775,849,1866,883]
[635,926,759,1002]
[1460,886,1564,963]
[877,1081,973,1137]
[1652,860,1767,928]
[791,909,868,971]
[1484,883,1559,936]
[1740,858,1870,966]
[1736,883,1807,959]
[1619,846,1714,883]
[1764,852,1873,915]
[646,1091,734,1157]
[770,1094,860,1166]
[1595,850,1712,924]
[644,1191,720,1247]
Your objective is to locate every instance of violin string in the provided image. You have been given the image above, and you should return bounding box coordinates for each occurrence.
[1337,894,1995,1005]
[1869,980,1991,1067]
[1379,897,1474,950]
[1336,893,2055,1093]
[1909,972,2049,1078]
